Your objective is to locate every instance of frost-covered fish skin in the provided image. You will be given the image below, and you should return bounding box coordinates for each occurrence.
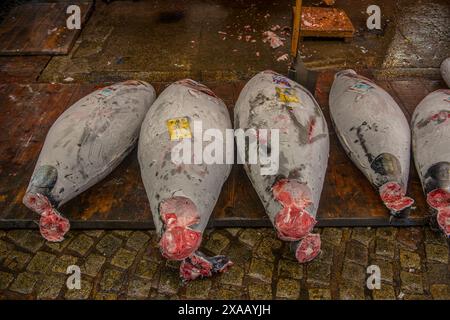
[440,58,450,88]
[329,69,414,216]
[412,89,450,237]
[138,79,233,280]
[23,80,156,242]
[234,70,329,263]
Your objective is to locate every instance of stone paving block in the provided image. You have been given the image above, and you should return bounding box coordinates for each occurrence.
[425,244,448,264]
[0,239,10,257]
[316,241,334,265]
[65,279,93,300]
[430,284,450,300]
[371,259,394,283]
[225,228,240,237]
[126,231,150,251]
[12,231,44,253]
[9,272,39,294]
[238,229,262,247]
[307,261,331,287]
[204,232,230,255]
[113,230,133,238]
[26,251,56,273]
[248,257,273,283]
[0,230,5,238]
[96,234,123,257]
[158,268,180,295]
[399,249,422,271]
[400,271,424,294]
[425,263,448,285]
[308,288,331,300]
[94,292,118,300]
[210,287,242,300]
[36,274,65,299]
[0,271,14,290]
[254,236,282,262]
[376,228,397,240]
[397,228,423,250]
[3,250,31,271]
[276,278,300,299]
[185,279,212,299]
[341,261,366,284]
[52,255,79,274]
[83,230,105,238]
[111,248,137,269]
[351,227,373,246]
[278,259,303,280]
[375,238,395,259]
[248,281,272,300]
[321,228,342,246]
[82,254,106,277]
[224,241,252,268]
[45,233,74,252]
[339,282,366,300]
[99,269,124,293]
[7,230,29,245]
[372,284,396,300]
[67,234,94,256]
[135,259,159,280]
[345,240,369,265]
[424,228,446,245]
[220,265,244,287]
[127,277,152,299]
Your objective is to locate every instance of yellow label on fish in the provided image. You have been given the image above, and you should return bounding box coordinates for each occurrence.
[276,87,300,103]
[166,117,192,141]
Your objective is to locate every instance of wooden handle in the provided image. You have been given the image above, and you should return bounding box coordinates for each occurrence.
[291,0,303,58]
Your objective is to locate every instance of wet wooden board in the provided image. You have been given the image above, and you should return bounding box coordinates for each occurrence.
[293,6,355,40]
[0,56,51,82]
[0,75,444,230]
[0,2,93,55]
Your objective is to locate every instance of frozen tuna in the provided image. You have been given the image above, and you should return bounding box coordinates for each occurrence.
[329,69,414,216]
[138,79,233,280]
[234,70,329,263]
[23,80,156,241]
[440,58,450,88]
[412,89,450,237]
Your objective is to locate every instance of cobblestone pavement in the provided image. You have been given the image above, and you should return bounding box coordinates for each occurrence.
[0,227,448,299]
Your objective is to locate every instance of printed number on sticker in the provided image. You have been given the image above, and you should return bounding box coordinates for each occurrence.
[167,117,192,141]
[276,87,299,103]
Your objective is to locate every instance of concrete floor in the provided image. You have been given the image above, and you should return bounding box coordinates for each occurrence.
[38,0,449,83]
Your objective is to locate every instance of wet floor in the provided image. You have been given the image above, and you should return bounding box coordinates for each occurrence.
[33,0,449,83]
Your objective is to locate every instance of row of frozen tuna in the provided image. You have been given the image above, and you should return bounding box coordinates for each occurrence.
[22,70,450,281]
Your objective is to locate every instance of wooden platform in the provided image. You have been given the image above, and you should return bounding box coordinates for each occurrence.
[0,74,444,230]
[295,7,355,40]
[0,1,93,56]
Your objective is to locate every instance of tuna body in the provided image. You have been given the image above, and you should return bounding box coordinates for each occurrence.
[412,89,450,237]
[23,80,156,241]
[138,79,233,280]
[441,58,450,88]
[234,70,329,263]
[329,69,414,215]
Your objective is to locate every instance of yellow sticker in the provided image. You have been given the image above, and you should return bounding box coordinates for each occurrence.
[166,117,192,141]
[275,87,300,103]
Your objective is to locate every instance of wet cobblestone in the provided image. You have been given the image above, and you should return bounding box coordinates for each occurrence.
[0,227,448,299]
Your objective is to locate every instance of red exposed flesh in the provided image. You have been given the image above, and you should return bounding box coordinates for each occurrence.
[427,189,450,237]
[295,233,321,263]
[436,207,450,237]
[159,197,202,261]
[39,208,70,242]
[180,253,233,281]
[426,189,450,209]
[275,206,316,241]
[379,182,414,213]
[273,179,316,241]
[23,192,70,242]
